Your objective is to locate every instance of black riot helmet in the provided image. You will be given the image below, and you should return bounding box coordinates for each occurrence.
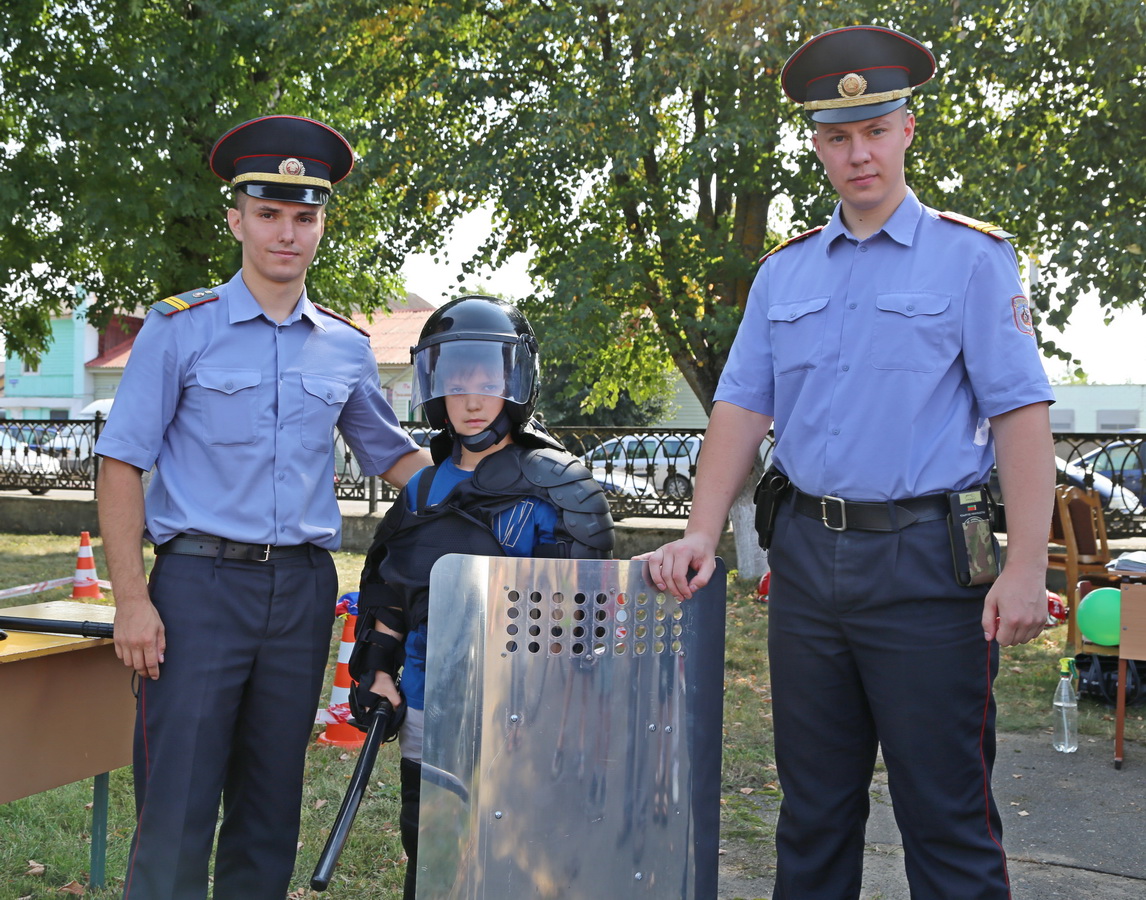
[410,296,540,450]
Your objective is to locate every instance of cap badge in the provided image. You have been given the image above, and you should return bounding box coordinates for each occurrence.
[838,73,868,99]
[279,157,306,177]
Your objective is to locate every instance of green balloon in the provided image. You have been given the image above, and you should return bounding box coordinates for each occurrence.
[1077,587,1122,646]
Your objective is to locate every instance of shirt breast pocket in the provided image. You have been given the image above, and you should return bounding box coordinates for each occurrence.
[767,295,829,375]
[871,292,953,372]
[195,368,261,445]
[301,373,350,451]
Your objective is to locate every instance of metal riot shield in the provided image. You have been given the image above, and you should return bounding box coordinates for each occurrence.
[418,555,726,900]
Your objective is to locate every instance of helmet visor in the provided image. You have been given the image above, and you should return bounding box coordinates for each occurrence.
[411,338,536,413]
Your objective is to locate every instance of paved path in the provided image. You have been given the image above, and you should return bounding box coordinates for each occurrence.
[717,728,1146,899]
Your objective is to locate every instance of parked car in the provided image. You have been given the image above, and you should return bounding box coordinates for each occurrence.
[0,423,60,452]
[0,431,62,494]
[580,433,702,500]
[40,402,112,473]
[1056,456,1140,515]
[41,426,98,473]
[1076,440,1146,504]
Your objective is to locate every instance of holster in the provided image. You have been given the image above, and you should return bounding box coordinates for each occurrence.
[753,465,792,551]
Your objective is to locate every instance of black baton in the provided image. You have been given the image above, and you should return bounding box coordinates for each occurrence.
[0,616,115,640]
[311,698,395,891]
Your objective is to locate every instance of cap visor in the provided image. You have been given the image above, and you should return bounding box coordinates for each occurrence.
[241,183,330,206]
[810,97,908,124]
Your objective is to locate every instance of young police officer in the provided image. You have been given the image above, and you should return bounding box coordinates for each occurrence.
[96,115,429,899]
[645,26,1055,899]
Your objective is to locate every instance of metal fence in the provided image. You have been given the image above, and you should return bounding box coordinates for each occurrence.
[3,417,1144,536]
[331,425,718,520]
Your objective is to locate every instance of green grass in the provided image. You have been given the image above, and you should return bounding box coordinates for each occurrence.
[0,534,402,899]
[0,534,1141,896]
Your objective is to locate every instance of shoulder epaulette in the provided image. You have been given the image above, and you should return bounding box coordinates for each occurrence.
[938,211,1014,241]
[758,226,824,264]
[313,304,370,337]
[150,288,218,316]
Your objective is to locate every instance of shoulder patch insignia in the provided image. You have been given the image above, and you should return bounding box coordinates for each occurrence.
[150,288,219,316]
[314,304,369,337]
[758,226,824,264]
[939,211,1014,241]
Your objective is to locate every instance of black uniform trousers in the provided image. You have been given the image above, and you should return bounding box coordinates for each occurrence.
[122,547,337,900]
[767,500,1010,900]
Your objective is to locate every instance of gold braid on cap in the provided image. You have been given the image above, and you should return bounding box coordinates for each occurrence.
[233,171,332,189]
[805,87,913,111]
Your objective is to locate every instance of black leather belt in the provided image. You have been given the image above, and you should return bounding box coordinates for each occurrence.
[155,534,311,562]
[792,488,950,533]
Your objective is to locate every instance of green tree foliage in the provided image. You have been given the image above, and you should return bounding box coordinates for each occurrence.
[917,1,1146,369]
[4,1,1143,395]
[330,0,1144,408]
[333,0,822,413]
[536,359,672,428]
[0,0,411,356]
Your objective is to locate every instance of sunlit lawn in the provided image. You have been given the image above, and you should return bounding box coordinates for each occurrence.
[0,533,1140,896]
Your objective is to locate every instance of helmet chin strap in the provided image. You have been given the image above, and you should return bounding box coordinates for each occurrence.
[457,408,513,453]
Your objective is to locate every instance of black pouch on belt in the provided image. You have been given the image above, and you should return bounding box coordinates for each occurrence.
[754,465,792,551]
[947,487,1000,587]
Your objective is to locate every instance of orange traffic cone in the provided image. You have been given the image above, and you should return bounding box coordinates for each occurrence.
[316,612,366,748]
[71,531,103,600]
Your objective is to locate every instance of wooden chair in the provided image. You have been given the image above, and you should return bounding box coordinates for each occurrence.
[1047,484,1072,583]
[1048,486,1121,651]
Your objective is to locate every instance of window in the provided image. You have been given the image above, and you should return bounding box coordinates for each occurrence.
[1048,409,1075,432]
[1096,410,1139,432]
[589,441,620,464]
[21,358,39,375]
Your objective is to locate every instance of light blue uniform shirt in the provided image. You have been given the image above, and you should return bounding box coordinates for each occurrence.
[96,271,417,548]
[715,189,1054,500]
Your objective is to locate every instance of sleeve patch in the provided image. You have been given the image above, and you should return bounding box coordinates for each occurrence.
[939,211,1014,241]
[150,288,219,316]
[758,226,824,264]
[314,303,370,336]
[1011,295,1034,335]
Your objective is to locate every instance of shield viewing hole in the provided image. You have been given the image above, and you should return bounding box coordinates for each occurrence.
[500,587,685,657]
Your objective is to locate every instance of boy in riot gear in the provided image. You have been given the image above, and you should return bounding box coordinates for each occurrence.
[348,295,614,899]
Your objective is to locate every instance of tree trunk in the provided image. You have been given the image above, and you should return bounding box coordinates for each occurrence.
[728,462,767,582]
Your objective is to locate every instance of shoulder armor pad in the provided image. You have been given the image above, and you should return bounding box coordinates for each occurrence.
[313,304,370,336]
[512,418,566,453]
[938,211,1014,241]
[472,446,614,554]
[521,449,614,553]
[520,449,612,514]
[150,288,218,316]
[758,226,824,264]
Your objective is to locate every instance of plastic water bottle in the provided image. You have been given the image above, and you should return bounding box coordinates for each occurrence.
[1053,657,1078,753]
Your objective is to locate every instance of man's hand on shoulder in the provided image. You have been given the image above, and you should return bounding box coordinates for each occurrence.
[635,533,717,601]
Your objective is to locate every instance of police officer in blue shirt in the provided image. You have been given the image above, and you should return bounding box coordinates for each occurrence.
[645,26,1055,899]
[95,115,430,900]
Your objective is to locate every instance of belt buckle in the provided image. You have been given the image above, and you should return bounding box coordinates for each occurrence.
[821,495,847,531]
[255,544,272,562]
